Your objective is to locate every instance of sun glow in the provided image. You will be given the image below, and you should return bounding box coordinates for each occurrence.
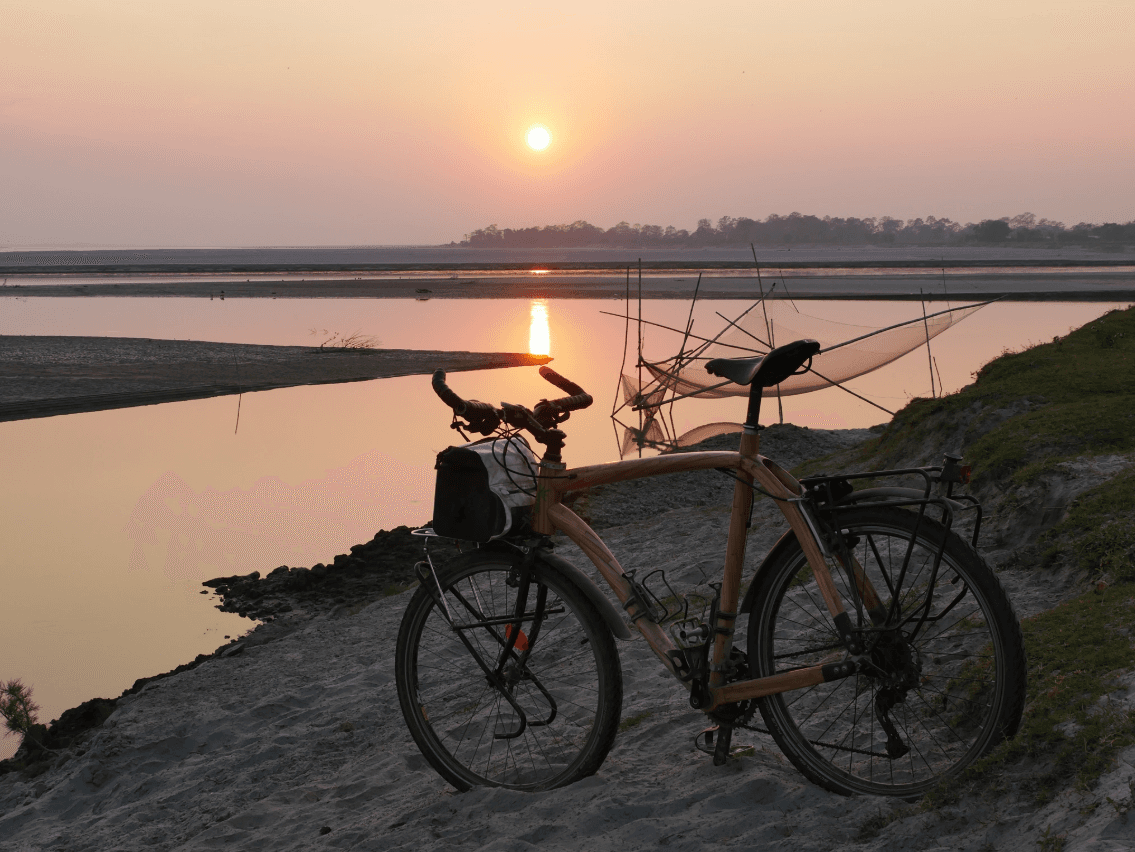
[528,300,550,355]
[526,125,551,151]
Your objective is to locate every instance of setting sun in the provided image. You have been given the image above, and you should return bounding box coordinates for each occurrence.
[526,125,551,151]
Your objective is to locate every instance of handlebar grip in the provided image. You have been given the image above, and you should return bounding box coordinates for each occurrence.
[547,392,592,413]
[432,370,500,434]
[537,366,593,413]
[539,365,586,397]
[431,370,467,414]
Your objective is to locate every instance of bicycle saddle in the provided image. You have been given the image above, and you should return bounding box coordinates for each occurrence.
[705,339,820,388]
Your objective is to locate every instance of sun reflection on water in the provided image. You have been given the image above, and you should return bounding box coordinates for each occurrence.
[529,299,550,355]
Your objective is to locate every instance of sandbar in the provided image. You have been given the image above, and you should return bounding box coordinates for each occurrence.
[4,270,1135,301]
[0,335,550,422]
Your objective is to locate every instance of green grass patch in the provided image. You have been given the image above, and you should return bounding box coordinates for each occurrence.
[618,710,653,732]
[825,306,1135,485]
[1040,468,1135,581]
[966,395,1135,487]
[924,584,1135,807]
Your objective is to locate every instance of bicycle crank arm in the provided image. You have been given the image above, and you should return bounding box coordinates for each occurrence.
[707,659,859,710]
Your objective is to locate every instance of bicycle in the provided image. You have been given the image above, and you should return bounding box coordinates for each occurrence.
[395,338,1026,798]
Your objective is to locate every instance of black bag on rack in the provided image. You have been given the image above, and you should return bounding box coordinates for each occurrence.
[431,436,538,542]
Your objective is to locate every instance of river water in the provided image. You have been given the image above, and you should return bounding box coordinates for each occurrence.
[0,295,1128,757]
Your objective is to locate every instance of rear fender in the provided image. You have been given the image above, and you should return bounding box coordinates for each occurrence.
[739,530,800,615]
[741,488,966,616]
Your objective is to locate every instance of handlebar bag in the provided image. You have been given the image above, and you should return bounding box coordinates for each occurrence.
[432,436,539,542]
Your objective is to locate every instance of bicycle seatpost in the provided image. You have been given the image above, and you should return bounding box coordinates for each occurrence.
[744,383,763,432]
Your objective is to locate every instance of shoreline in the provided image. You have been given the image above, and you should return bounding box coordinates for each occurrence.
[0,336,549,422]
[3,420,1132,850]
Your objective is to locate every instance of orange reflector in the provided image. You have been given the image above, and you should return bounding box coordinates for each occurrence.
[505,624,529,651]
[961,465,972,484]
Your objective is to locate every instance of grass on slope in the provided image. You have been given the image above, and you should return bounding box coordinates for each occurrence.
[821,305,1135,486]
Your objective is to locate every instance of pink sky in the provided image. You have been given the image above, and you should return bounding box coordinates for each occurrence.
[2,0,1132,247]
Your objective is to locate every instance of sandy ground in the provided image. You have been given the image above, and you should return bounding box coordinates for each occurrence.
[4,269,1135,301]
[2,425,1133,851]
[0,336,549,422]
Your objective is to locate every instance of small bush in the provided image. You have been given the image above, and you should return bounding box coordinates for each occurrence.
[1,679,39,738]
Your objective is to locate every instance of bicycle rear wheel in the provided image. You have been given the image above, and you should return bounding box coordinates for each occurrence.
[748,506,1025,798]
[395,550,623,791]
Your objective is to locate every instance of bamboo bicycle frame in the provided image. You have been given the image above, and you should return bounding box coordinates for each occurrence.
[529,429,861,714]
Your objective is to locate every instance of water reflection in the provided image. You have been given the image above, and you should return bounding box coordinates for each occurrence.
[529,300,550,356]
[125,449,416,581]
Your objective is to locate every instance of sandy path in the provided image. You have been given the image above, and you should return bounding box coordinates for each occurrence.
[2,511,1132,851]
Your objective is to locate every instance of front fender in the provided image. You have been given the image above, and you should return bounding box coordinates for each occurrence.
[537,550,633,640]
[476,542,631,640]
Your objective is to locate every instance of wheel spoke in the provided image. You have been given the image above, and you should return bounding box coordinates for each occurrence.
[396,554,622,791]
[750,507,1024,797]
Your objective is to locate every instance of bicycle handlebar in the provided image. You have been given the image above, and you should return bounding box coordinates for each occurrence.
[535,366,593,416]
[431,370,501,434]
[430,367,593,441]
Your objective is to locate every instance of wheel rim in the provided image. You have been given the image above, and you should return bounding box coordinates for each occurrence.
[754,515,1009,796]
[406,560,609,790]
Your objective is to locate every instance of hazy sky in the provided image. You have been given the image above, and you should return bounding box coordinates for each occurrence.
[2,1,1132,247]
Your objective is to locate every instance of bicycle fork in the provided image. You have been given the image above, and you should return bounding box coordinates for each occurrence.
[414,548,560,740]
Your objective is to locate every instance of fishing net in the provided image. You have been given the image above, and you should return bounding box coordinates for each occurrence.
[613,298,986,455]
[639,299,985,399]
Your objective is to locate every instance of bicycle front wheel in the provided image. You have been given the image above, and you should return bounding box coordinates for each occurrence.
[395,550,623,791]
[748,506,1025,798]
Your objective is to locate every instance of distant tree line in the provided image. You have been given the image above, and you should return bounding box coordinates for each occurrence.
[461,213,1135,248]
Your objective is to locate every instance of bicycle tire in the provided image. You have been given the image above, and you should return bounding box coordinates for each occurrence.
[747,506,1025,798]
[395,550,623,791]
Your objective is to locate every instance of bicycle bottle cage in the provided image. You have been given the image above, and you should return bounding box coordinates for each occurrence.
[432,436,539,543]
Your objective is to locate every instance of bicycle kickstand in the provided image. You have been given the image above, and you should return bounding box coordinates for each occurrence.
[693,724,736,766]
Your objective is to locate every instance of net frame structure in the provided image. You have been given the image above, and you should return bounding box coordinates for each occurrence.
[608,269,991,458]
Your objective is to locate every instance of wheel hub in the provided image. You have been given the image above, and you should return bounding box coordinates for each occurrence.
[867,631,922,694]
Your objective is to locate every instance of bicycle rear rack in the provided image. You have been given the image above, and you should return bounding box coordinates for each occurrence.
[796,453,984,641]
[799,452,982,549]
